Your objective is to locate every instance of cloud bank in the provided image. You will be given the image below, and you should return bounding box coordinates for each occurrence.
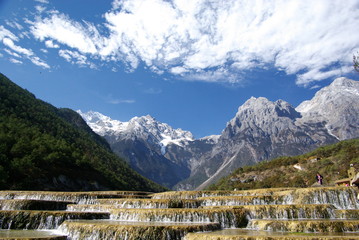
[7,0,359,85]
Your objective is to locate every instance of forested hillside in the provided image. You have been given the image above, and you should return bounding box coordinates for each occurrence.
[208,138,359,190]
[0,73,166,192]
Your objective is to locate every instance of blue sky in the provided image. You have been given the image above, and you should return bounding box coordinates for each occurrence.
[0,0,358,138]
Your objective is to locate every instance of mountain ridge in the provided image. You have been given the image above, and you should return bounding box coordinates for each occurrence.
[80,77,359,190]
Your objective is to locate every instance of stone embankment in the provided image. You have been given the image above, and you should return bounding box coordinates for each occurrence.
[0,187,357,239]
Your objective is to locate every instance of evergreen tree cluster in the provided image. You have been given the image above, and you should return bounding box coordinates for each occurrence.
[0,73,166,192]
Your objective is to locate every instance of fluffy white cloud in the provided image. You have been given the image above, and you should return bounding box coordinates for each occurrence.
[3,37,33,57]
[28,0,359,85]
[31,12,101,54]
[45,40,59,48]
[1,25,50,69]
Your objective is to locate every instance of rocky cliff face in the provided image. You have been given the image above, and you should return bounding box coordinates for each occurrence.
[175,97,338,190]
[80,77,359,190]
[176,77,359,190]
[296,77,359,140]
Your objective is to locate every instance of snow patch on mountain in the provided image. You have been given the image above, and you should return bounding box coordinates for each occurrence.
[77,110,128,136]
[77,110,194,154]
[200,135,220,144]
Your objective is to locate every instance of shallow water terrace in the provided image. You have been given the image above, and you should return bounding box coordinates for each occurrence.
[0,187,358,239]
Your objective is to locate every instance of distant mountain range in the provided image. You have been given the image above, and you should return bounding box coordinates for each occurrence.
[79,77,359,190]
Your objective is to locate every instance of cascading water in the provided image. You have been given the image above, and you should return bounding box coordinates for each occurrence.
[0,187,358,239]
[109,208,248,228]
[0,210,109,229]
[291,187,359,209]
[242,204,336,220]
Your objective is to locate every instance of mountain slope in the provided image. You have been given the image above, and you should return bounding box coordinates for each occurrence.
[175,97,338,190]
[78,111,204,188]
[175,77,359,190]
[208,138,359,190]
[296,77,359,140]
[0,73,166,192]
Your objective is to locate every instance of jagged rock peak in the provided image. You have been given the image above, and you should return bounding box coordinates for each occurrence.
[223,97,301,138]
[78,110,194,147]
[130,115,156,125]
[296,77,359,113]
[233,97,300,121]
[331,77,359,88]
[77,110,126,136]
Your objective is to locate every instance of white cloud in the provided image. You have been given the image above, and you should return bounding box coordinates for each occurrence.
[1,25,49,69]
[27,0,359,85]
[0,25,18,41]
[35,5,47,13]
[9,58,23,64]
[170,66,188,75]
[45,40,59,48]
[4,49,21,58]
[59,49,97,69]
[310,85,321,90]
[31,12,101,54]
[58,49,94,68]
[296,66,353,86]
[3,37,33,57]
[34,0,49,4]
[5,20,23,31]
[30,56,50,69]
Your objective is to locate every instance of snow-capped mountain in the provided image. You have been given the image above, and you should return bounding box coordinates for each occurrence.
[77,111,198,188]
[79,77,359,190]
[77,110,127,136]
[78,111,194,155]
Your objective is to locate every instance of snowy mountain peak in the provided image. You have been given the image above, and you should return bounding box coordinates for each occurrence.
[78,110,194,154]
[76,110,127,136]
[295,77,359,140]
[234,97,299,122]
[199,135,220,144]
[331,77,358,88]
[296,77,359,114]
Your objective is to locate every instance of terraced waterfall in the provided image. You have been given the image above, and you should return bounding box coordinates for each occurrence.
[0,187,358,239]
